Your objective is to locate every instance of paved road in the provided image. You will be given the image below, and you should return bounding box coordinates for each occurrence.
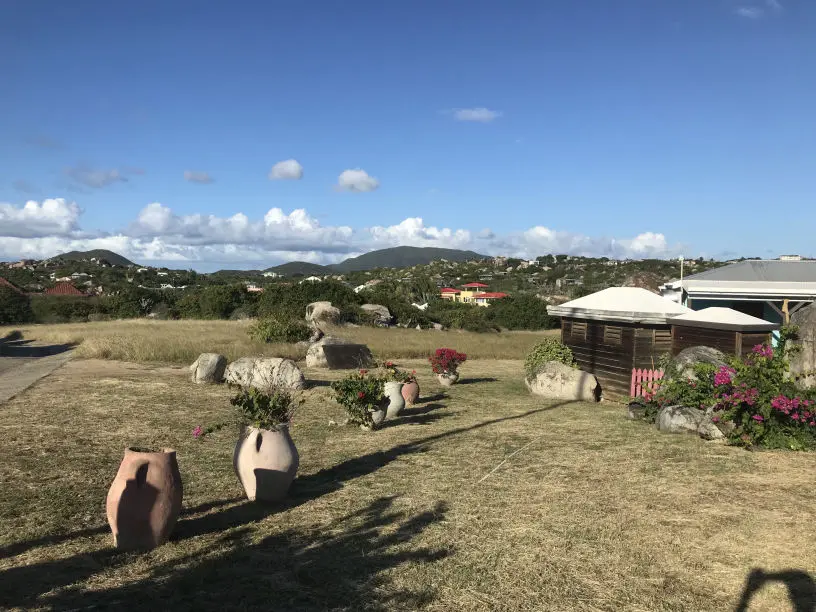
[0,336,75,403]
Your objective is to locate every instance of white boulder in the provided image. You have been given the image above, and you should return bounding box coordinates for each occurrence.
[525,362,599,401]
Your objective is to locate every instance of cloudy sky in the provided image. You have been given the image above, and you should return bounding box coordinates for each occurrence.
[2,1,814,270]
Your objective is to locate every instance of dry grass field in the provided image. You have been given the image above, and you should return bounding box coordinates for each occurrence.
[2,353,816,610]
[0,320,559,365]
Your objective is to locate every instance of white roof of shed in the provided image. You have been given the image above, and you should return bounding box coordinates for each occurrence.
[546,287,692,324]
[668,307,779,332]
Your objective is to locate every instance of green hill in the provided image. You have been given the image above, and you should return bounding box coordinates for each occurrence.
[264,261,333,277]
[329,246,486,273]
[52,250,136,267]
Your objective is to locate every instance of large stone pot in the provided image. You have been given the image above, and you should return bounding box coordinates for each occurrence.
[361,401,387,431]
[384,381,406,418]
[233,426,299,503]
[402,381,420,405]
[106,447,183,551]
[437,372,459,387]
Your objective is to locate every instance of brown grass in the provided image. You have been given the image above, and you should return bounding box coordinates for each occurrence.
[1,358,815,610]
[0,320,559,365]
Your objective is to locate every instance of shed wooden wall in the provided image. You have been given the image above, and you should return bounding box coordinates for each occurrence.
[561,318,671,400]
[671,326,772,357]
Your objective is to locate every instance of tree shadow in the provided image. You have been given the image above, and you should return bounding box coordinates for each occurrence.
[419,392,448,403]
[20,496,450,611]
[400,402,446,418]
[735,568,816,612]
[456,377,498,385]
[0,338,76,358]
[306,379,332,388]
[381,410,450,429]
[0,330,23,344]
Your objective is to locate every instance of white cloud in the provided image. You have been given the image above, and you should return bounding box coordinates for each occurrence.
[735,6,764,18]
[64,165,131,189]
[766,0,783,11]
[0,198,82,238]
[336,169,380,193]
[0,197,682,267]
[183,170,215,184]
[269,159,304,180]
[452,107,502,122]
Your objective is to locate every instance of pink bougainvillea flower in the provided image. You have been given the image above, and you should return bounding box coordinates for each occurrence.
[711,416,720,423]
[192,425,203,439]
[357,391,365,399]
[359,369,368,375]
[751,414,765,422]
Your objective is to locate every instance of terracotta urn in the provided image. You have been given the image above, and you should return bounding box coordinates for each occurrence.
[233,426,299,503]
[106,447,183,551]
[384,381,406,419]
[437,372,459,387]
[402,380,420,405]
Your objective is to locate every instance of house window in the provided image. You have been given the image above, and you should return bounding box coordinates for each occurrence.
[604,325,622,345]
[571,321,587,341]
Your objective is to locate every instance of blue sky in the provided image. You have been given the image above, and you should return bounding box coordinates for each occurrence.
[1,0,814,269]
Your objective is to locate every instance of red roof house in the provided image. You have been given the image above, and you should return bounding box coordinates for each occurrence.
[44,282,87,297]
[440,288,461,293]
[473,292,508,299]
[461,282,489,289]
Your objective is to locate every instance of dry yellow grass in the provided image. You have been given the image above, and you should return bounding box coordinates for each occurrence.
[0,320,559,365]
[1,358,815,610]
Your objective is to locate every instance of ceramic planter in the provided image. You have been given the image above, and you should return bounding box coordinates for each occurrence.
[402,381,420,405]
[384,381,406,418]
[106,447,183,551]
[233,426,299,503]
[437,372,459,387]
[360,399,387,431]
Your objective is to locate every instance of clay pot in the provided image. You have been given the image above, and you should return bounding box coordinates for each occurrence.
[361,400,387,431]
[106,447,183,551]
[384,381,405,418]
[437,372,459,387]
[233,426,299,503]
[402,381,420,405]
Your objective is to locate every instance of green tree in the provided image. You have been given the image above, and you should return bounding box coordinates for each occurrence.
[486,295,556,330]
[0,285,34,324]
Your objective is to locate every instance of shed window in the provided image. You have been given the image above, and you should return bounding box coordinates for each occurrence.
[571,321,587,340]
[604,325,622,345]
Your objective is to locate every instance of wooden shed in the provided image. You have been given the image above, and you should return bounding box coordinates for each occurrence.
[547,288,692,399]
[668,307,779,357]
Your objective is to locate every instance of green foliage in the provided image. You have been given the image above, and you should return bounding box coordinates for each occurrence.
[485,294,556,330]
[229,385,302,431]
[249,316,312,343]
[198,284,247,319]
[524,338,575,380]
[0,286,34,324]
[426,301,498,332]
[372,360,416,383]
[258,280,362,321]
[651,363,718,411]
[29,296,96,323]
[331,371,386,428]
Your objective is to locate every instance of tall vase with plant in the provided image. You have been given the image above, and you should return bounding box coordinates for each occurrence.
[429,348,467,386]
[194,374,303,503]
[331,369,386,430]
[375,360,411,418]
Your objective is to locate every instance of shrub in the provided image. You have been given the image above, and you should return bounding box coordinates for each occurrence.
[373,360,416,383]
[426,301,498,332]
[331,370,386,428]
[0,285,34,324]
[486,295,557,330]
[429,348,467,375]
[194,384,303,438]
[249,316,312,344]
[524,338,575,380]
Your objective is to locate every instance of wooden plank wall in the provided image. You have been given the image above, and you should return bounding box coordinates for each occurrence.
[671,325,736,356]
[740,332,772,356]
[633,327,673,370]
[562,318,638,400]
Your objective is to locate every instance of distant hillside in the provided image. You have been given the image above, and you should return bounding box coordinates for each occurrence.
[53,250,136,267]
[264,261,333,277]
[330,246,486,273]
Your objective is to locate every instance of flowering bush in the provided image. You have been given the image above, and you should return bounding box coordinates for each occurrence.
[194,383,302,439]
[429,348,467,375]
[331,370,386,428]
[373,360,415,383]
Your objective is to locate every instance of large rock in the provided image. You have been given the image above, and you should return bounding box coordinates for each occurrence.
[305,336,372,369]
[697,406,727,442]
[225,357,305,391]
[669,346,728,380]
[189,353,227,384]
[790,303,816,388]
[525,361,599,401]
[305,301,341,325]
[656,405,704,434]
[360,304,392,325]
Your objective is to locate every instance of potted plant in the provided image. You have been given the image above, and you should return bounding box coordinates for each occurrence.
[331,369,387,430]
[106,447,183,551]
[375,361,409,418]
[429,348,467,386]
[194,381,303,503]
[401,369,420,406]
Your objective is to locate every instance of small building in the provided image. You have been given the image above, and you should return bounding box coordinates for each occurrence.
[439,282,507,306]
[439,288,460,301]
[668,307,779,357]
[547,287,692,399]
[473,292,508,307]
[44,282,87,297]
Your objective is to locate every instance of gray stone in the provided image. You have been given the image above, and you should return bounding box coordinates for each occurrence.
[360,304,392,325]
[669,346,728,381]
[432,323,444,331]
[790,303,816,388]
[656,405,705,434]
[305,337,372,369]
[225,357,305,391]
[525,361,600,402]
[305,301,341,325]
[189,353,227,384]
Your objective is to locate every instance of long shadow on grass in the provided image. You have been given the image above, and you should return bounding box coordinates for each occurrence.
[0,338,76,358]
[176,401,573,542]
[735,568,816,612]
[456,377,498,385]
[27,497,450,611]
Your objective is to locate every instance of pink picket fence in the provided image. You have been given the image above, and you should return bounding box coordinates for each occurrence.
[630,368,665,398]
